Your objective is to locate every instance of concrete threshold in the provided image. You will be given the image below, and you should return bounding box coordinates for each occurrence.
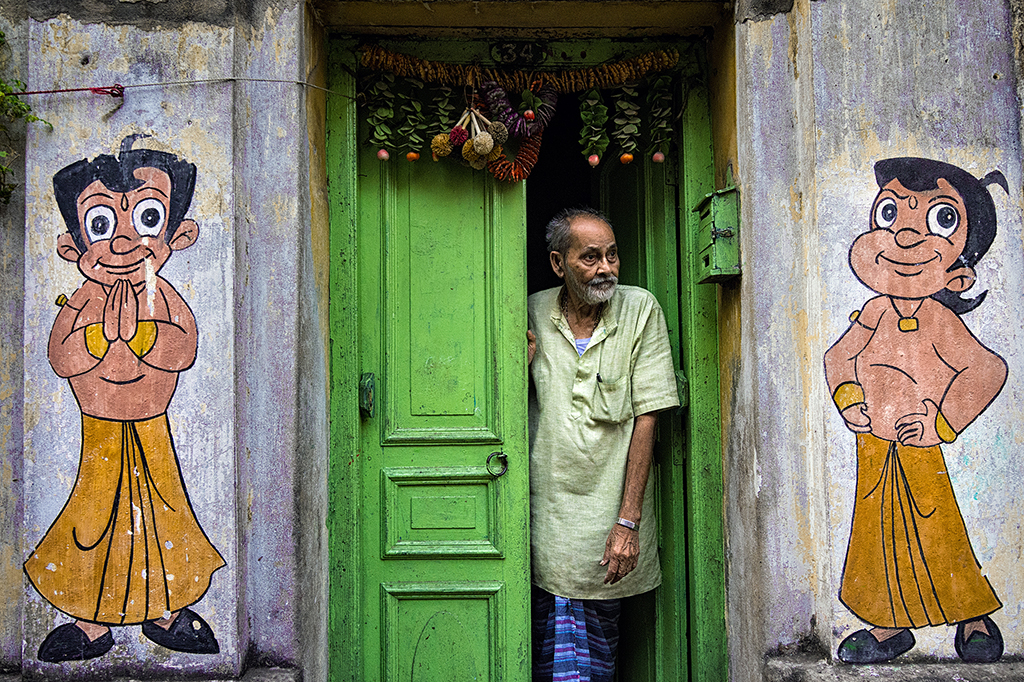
[0,668,298,682]
[766,653,1024,681]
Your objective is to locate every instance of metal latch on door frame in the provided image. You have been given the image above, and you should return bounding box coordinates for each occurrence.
[359,372,375,419]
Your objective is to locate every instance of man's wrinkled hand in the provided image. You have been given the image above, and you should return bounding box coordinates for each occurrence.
[527,329,537,365]
[600,523,639,584]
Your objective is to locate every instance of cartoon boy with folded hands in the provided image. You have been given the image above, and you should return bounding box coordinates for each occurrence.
[25,136,224,663]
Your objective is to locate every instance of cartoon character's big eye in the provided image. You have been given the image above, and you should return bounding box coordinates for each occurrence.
[84,205,116,242]
[132,198,166,237]
[874,198,898,229]
[926,203,960,238]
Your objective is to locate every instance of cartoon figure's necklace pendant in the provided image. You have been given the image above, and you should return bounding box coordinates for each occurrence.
[898,317,919,332]
[891,298,923,333]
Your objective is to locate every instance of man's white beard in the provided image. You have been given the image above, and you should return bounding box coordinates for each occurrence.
[566,266,618,306]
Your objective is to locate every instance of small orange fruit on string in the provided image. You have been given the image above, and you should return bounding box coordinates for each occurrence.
[377,149,390,161]
[407,151,420,162]
[619,152,634,164]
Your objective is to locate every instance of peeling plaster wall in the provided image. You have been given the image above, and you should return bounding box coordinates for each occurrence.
[297,6,330,682]
[732,0,1024,679]
[13,1,324,677]
[0,0,28,671]
[21,15,241,678]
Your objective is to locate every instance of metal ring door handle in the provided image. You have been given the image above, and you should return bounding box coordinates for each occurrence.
[486,452,508,477]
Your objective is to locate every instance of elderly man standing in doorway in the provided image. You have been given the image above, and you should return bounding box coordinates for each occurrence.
[526,207,680,682]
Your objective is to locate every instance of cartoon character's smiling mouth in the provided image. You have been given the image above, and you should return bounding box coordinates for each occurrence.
[98,258,146,273]
[876,251,940,276]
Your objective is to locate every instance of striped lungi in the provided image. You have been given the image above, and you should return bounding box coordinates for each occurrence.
[532,586,621,682]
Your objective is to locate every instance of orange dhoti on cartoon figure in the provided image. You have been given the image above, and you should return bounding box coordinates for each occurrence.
[840,433,1001,629]
[25,414,225,625]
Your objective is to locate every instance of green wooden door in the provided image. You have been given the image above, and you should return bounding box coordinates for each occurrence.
[352,138,529,680]
[329,37,724,682]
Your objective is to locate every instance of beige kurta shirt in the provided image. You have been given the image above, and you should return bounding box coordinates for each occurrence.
[528,285,680,599]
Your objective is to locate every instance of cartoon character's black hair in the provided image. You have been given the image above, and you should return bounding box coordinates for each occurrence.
[874,157,1008,315]
[53,134,197,253]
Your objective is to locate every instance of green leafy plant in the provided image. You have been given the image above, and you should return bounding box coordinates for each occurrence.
[430,85,458,138]
[0,29,46,205]
[394,78,428,155]
[578,88,609,160]
[609,84,641,161]
[646,75,673,158]
[362,72,397,150]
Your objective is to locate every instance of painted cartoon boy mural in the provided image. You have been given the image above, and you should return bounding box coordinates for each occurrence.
[24,136,225,663]
[825,157,1009,664]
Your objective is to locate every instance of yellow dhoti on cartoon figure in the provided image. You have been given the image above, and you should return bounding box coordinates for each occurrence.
[25,414,225,625]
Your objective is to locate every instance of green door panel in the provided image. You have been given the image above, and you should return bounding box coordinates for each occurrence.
[355,141,529,682]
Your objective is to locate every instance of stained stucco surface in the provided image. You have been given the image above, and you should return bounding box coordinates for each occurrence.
[16,4,319,676]
[21,15,240,677]
[0,5,28,671]
[813,0,1024,661]
[732,0,1024,679]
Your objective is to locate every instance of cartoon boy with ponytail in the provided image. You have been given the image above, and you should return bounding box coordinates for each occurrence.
[825,158,1009,664]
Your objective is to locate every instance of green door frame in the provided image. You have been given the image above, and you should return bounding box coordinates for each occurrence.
[326,37,725,681]
[676,55,728,681]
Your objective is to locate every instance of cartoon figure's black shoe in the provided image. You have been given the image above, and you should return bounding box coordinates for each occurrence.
[38,623,114,662]
[955,615,1003,663]
[837,628,915,663]
[142,608,219,654]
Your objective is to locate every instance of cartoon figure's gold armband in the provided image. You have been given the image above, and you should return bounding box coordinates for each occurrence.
[832,382,865,411]
[936,410,958,443]
[84,323,109,359]
[127,321,157,358]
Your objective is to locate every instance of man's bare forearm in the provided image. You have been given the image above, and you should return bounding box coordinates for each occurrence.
[618,412,658,523]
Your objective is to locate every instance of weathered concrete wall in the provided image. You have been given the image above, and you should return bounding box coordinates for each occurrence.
[0,0,28,671]
[297,5,330,682]
[731,4,827,679]
[732,0,1024,679]
[12,1,326,677]
[21,14,241,677]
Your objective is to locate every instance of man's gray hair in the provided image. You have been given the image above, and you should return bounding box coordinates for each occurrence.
[544,207,613,254]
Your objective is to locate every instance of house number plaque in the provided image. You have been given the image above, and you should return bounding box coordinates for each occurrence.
[490,41,546,66]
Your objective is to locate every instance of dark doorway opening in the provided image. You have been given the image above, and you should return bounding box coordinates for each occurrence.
[523,92,661,682]
[526,94,596,294]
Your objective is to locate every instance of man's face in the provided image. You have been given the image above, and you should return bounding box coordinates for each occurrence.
[72,167,175,287]
[554,216,620,305]
[849,177,972,299]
